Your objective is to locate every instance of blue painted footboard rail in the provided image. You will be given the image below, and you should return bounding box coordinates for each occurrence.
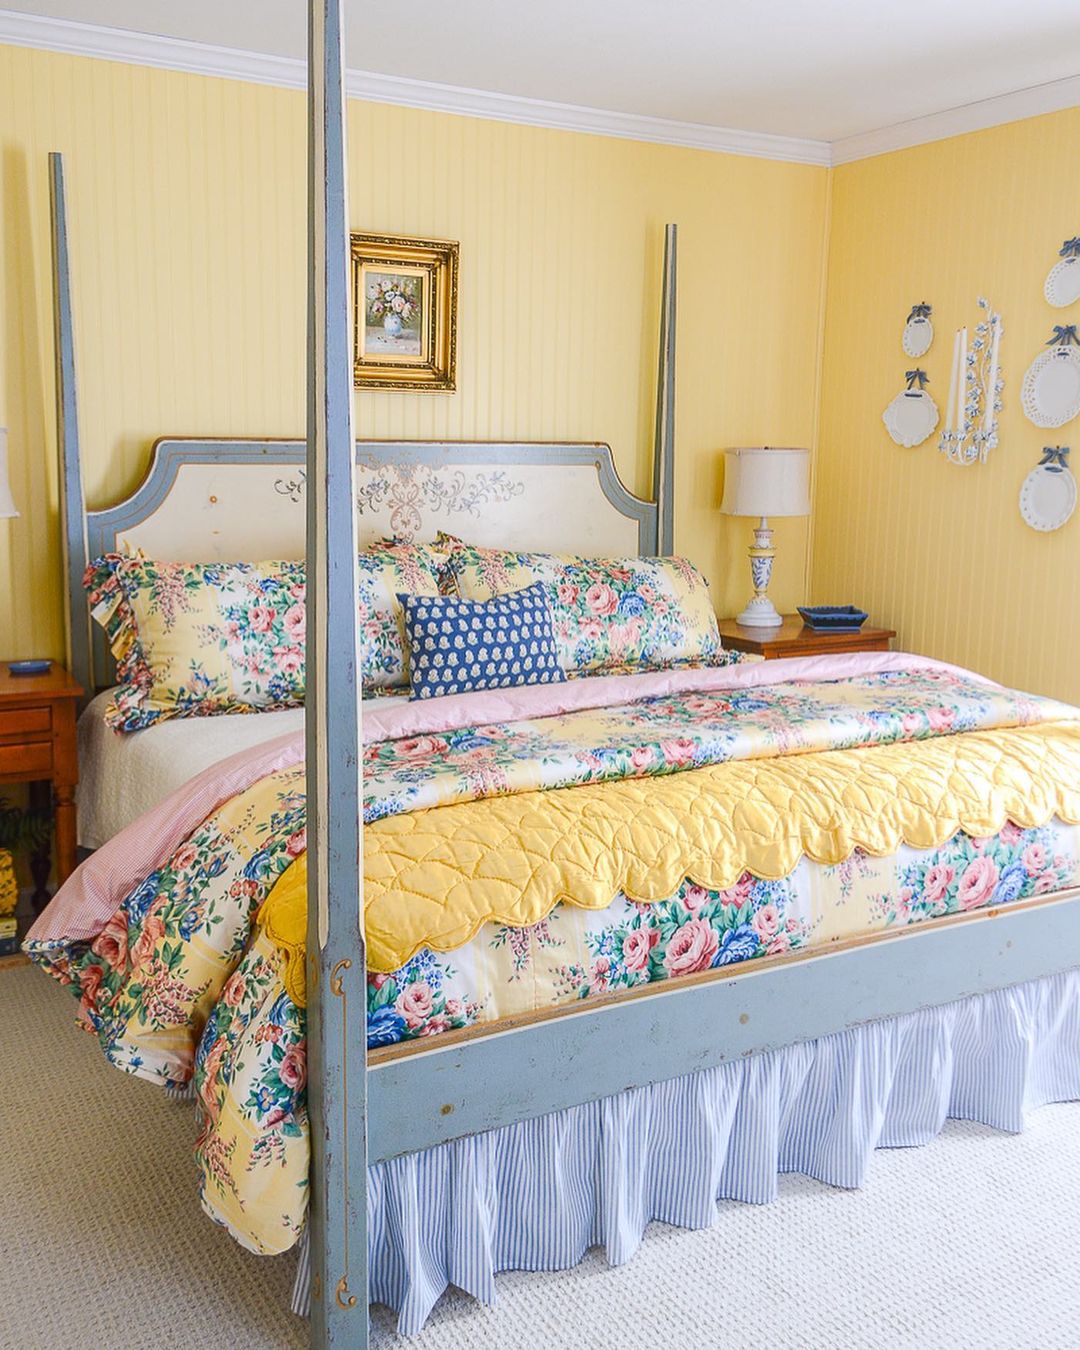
[367,890,1080,1163]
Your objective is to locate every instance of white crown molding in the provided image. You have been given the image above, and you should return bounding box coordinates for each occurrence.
[345,67,830,164]
[831,73,1080,164]
[0,8,311,90]
[2,8,1076,169]
[0,8,830,165]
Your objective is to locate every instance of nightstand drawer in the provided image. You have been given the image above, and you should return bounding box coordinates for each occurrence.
[0,740,53,777]
[0,707,51,742]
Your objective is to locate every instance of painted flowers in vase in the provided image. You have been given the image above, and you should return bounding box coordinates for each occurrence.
[367,276,418,338]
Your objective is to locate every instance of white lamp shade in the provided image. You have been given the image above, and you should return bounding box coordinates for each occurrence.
[0,429,18,520]
[720,446,810,519]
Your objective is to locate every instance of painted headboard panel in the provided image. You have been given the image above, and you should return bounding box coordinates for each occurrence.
[80,438,657,690]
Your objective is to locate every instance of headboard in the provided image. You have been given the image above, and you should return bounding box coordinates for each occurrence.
[48,147,679,696]
[76,438,658,692]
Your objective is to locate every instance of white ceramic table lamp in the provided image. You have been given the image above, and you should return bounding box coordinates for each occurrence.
[721,446,809,627]
[0,429,18,519]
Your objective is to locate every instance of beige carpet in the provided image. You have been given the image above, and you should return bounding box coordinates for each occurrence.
[3,962,1080,1350]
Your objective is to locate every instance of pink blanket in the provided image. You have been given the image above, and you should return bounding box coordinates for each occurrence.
[29,651,990,946]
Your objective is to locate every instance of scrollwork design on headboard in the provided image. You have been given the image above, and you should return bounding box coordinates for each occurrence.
[274,470,307,503]
[273,460,526,540]
[357,462,525,538]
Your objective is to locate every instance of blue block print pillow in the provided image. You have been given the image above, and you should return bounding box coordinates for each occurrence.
[399,583,567,700]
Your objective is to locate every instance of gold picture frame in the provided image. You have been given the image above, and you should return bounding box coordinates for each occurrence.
[351,232,458,391]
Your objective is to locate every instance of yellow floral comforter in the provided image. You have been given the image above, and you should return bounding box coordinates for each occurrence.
[25,659,1080,1255]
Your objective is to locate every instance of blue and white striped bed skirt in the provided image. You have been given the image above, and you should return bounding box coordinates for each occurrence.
[292,971,1080,1336]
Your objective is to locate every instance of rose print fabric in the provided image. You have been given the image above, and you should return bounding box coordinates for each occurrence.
[87,554,309,732]
[440,535,723,675]
[82,814,1080,1253]
[354,541,443,689]
[31,662,1078,1066]
[28,761,309,1087]
[189,815,1080,1254]
[358,665,1069,825]
[24,660,1080,1253]
[870,820,1076,926]
[87,542,441,730]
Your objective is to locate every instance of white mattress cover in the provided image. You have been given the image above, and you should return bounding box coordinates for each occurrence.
[76,691,398,849]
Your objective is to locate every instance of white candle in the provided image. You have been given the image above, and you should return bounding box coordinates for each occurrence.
[944,329,960,436]
[983,316,1000,433]
[958,327,968,430]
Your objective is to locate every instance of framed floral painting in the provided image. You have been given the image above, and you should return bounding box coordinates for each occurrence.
[351,232,458,391]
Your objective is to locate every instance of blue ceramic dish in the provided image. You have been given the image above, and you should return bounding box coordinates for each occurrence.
[7,659,53,676]
[797,606,869,633]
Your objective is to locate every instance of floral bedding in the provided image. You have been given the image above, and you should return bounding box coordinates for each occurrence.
[87,555,308,731]
[24,654,1080,1255]
[88,542,441,731]
[441,536,722,674]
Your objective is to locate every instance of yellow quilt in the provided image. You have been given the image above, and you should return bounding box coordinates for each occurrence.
[261,720,1080,1002]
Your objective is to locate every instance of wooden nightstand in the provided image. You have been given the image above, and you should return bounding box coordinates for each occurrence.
[0,662,82,909]
[719,615,896,660]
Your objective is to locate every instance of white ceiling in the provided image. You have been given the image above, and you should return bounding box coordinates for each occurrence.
[2,0,1080,146]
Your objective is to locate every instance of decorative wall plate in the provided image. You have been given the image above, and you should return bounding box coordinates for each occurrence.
[901,303,933,358]
[1021,330,1080,429]
[883,370,938,447]
[1019,447,1076,532]
[1045,238,1080,308]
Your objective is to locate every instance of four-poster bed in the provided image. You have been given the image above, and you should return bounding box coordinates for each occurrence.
[25,3,1080,1347]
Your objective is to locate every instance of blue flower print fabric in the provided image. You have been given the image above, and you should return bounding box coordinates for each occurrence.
[399,583,567,700]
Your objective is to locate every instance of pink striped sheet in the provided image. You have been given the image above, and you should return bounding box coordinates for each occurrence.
[27,731,305,946]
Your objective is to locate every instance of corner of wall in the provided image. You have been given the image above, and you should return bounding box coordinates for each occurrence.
[804,161,835,606]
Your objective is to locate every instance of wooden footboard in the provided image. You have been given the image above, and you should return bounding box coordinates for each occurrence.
[366,886,1080,1161]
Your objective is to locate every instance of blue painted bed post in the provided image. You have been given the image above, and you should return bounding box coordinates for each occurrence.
[653,223,677,556]
[305,1,367,1345]
[49,153,92,694]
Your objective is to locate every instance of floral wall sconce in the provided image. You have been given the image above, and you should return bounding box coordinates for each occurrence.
[939,297,1003,466]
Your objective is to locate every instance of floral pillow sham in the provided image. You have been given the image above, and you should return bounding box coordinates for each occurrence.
[88,542,441,732]
[356,543,443,687]
[438,535,723,675]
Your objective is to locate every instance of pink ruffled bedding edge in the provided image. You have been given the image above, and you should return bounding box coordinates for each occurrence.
[28,651,991,946]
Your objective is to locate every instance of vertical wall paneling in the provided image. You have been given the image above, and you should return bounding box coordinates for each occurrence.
[0,42,828,658]
[814,107,1080,703]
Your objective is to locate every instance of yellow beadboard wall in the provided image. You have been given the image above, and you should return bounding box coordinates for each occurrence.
[814,107,1080,703]
[0,43,829,661]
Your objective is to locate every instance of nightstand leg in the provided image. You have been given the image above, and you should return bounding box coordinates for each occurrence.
[28,780,52,913]
[29,847,51,913]
[55,785,77,887]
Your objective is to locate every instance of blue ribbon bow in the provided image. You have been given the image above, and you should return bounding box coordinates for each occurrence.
[904,368,929,390]
[1047,325,1079,346]
[1059,238,1080,259]
[1039,446,1070,472]
[906,302,932,322]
